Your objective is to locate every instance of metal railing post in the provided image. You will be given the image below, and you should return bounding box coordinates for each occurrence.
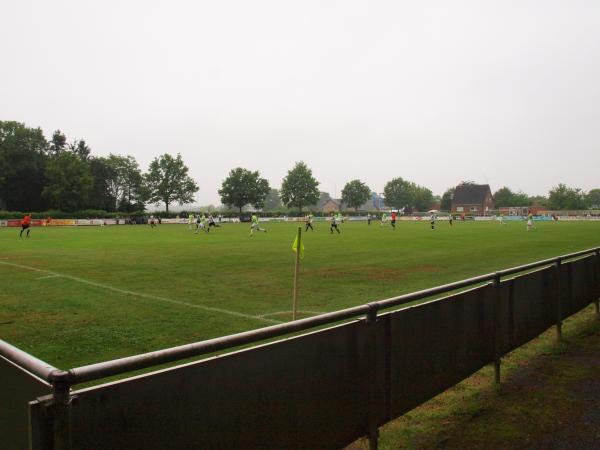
[492,273,501,384]
[48,371,73,450]
[366,302,380,450]
[555,258,563,341]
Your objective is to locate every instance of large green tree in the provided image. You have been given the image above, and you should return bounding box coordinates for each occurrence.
[341,179,371,210]
[0,121,48,211]
[586,189,600,209]
[104,154,145,212]
[548,184,586,210]
[493,187,530,207]
[88,156,118,211]
[383,178,413,209]
[70,139,91,161]
[43,152,93,211]
[86,155,144,212]
[280,161,320,212]
[218,168,270,215]
[383,177,433,211]
[440,188,455,211]
[144,153,198,213]
[412,185,434,211]
[48,130,67,156]
[119,155,145,211]
[529,195,549,207]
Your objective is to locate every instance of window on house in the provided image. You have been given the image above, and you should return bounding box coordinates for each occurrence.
[456,206,464,212]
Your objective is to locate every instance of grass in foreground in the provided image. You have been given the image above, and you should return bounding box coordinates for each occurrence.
[0,220,599,371]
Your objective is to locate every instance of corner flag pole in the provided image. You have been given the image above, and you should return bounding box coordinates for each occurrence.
[292,226,302,321]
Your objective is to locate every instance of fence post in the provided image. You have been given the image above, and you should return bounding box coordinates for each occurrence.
[492,273,501,384]
[596,249,600,315]
[49,371,73,450]
[555,257,563,341]
[366,302,379,450]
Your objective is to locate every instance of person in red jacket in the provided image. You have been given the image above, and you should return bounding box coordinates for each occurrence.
[391,211,397,229]
[20,214,32,238]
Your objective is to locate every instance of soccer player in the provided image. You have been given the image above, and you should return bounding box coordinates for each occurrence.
[250,213,267,236]
[188,213,194,230]
[20,214,32,238]
[330,213,341,234]
[149,215,156,228]
[526,213,534,231]
[430,213,436,230]
[499,215,506,225]
[208,214,219,229]
[380,213,388,226]
[305,213,314,232]
[195,213,209,234]
[391,211,397,229]
[448,215,453,226]
[367,213,372,225]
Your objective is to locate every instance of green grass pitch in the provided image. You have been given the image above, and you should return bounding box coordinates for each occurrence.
[1,219,599,371]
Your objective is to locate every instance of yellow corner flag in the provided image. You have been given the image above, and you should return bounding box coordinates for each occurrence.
[292,231,304,259]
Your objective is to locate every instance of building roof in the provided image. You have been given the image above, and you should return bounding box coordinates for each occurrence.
[452,184,492,205]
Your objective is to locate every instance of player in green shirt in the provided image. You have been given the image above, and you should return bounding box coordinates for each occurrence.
[527,213,534,231]
[188,213,194,230]
[250,214,267,236]
[380,213,388,226]
[195,213,208,234]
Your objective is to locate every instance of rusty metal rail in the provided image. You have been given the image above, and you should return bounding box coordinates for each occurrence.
[0,339,58,381]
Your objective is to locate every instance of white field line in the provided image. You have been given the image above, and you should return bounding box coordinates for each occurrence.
[0,261,282,325]
[36,274,61,280]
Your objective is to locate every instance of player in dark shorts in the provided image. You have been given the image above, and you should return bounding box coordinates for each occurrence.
[330,214,341,234]
[149,216,156,228]
[208,214,219,229]
[20,214,32,238]
[449,215,453,226]
[430,214,435,230]
[391,211,397,229]
[305,214,314,232]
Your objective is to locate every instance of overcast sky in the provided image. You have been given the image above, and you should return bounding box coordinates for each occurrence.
[2,1,599,206]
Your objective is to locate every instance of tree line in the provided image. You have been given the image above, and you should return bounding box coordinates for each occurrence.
[220,164,443,213]
[2,121,599,214]
[221,166,600,214]
[0,121,198,213]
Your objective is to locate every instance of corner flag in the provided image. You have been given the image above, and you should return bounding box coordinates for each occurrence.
[292,232,304,259]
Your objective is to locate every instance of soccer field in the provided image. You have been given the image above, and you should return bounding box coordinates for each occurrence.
[1,220,599,371]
